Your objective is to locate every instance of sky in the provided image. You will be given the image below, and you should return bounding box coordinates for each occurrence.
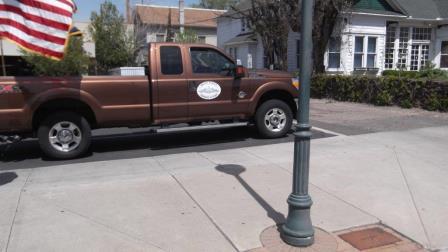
[73,0,199,21]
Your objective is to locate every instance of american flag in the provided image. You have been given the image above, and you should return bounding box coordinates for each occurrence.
[0,0,77,60]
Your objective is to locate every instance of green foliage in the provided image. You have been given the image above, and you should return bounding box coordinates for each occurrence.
[89,1,134,74]
[175,30,198,43]
[382,65,448,81]
[190,0,237,9]
[312,75,448,112]
[21,37,90,76]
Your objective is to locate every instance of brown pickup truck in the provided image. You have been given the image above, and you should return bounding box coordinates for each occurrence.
[0,43,298,159]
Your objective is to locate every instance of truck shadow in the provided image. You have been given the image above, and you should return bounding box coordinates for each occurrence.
[0,126,302,169]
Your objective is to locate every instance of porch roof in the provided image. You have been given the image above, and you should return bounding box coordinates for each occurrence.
[224,33,257,46]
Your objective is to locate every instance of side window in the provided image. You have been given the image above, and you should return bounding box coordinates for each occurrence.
[160,46,183,75]
[190,47,235,76]
[441,41,448,68]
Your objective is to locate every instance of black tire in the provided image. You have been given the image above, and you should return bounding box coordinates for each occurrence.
[37,111,91,160]
[255,99,293,138]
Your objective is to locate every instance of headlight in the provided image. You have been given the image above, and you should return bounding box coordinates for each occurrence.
[292,78,299,89]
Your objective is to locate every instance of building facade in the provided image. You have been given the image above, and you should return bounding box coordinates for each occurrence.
[134,4,225,65]
[218,0,448,75]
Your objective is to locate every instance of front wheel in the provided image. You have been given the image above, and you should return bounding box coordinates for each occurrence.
[37,112,91,160]
[255,99,293,138]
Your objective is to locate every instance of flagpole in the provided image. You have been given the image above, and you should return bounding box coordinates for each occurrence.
[0,39,6,76]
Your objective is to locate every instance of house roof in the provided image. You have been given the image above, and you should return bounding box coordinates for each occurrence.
[135,4,226,28]
[352,0,404,16]
[354,0,448,20]
[222,0,448,21]
[224,33,257,45]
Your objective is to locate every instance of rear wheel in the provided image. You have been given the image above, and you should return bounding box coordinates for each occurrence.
[37,112,91,160]
[255,99,293,138]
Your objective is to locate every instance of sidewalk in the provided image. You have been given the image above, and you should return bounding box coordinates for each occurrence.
[0,126,447,252]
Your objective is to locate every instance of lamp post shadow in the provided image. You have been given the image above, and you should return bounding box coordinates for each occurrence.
[215,164,286,225]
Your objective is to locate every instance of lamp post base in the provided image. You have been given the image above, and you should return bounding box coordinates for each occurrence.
[258,225,337,252]
[281,194,315,247]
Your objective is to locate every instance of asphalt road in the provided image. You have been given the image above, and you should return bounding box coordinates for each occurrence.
[0,125,332,171]
[3,99,447,171]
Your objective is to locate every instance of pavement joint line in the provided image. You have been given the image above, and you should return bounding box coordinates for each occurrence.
[5,169,33,252]
[153,157,240,252]
[241,148,381,223]
[27,194,168,252]
[391,147,432,249]
[311,126,347,137]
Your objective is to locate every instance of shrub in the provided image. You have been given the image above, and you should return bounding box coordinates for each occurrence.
[311,75,448,112]
[382,65,448,81]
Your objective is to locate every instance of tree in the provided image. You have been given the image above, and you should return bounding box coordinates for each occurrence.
[234,0,352,72]
[175,30,199,43]
[89,1,134,74]
[191,0,238,10]
[21,36,90,76]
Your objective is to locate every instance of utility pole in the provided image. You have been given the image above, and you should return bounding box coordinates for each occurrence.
[1,39,6,76]
[281,0,315,247]
[126,0,131,24]
[179,0,185,33]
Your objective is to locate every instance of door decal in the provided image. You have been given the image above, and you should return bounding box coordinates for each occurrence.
[196,81,221,100]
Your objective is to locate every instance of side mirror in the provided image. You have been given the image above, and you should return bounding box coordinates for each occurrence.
[235,66,246,79]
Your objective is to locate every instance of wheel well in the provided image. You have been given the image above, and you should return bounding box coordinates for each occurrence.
[32,99,97,131]
[256,90,297,116]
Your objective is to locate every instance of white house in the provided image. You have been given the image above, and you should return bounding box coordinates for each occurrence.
[217,0,448,75]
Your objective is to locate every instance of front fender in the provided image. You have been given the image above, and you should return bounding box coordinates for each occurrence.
[248,81,298,114]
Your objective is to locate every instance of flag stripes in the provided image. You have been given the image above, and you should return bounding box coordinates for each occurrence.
[0,0,76,60]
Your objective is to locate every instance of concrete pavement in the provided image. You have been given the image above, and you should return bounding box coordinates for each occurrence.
[0,126,447,251]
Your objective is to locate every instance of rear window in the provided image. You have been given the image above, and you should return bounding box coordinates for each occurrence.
[160,46,183,75]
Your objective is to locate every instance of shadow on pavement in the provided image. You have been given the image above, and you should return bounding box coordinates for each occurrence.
[0,172,18,186]
[0,126,331,170]
[215,164,286,224]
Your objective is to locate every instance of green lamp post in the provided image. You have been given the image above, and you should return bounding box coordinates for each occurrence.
[281,0,315,247]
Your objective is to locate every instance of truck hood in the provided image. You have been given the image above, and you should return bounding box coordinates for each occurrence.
[249,69,293,79]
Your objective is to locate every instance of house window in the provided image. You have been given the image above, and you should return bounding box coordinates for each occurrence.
[241,18,246,32]
[412,28,432,41]
[328,37,341,69]
[156,34,166,42]
[354,36,377,69]
[385,24,396,69]
[354,36,364,68]
[296,40,301,69]
[397,27,409,69]
[198,36,206,44]
[441,41,448,68]
[367,37,377,68]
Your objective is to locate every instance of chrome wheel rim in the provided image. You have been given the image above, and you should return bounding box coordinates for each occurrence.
[48,121,82,153]
[264,108,287,132]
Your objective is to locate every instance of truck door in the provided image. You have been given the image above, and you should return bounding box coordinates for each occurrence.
[154,45,189,123]
[187,47,245,120]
